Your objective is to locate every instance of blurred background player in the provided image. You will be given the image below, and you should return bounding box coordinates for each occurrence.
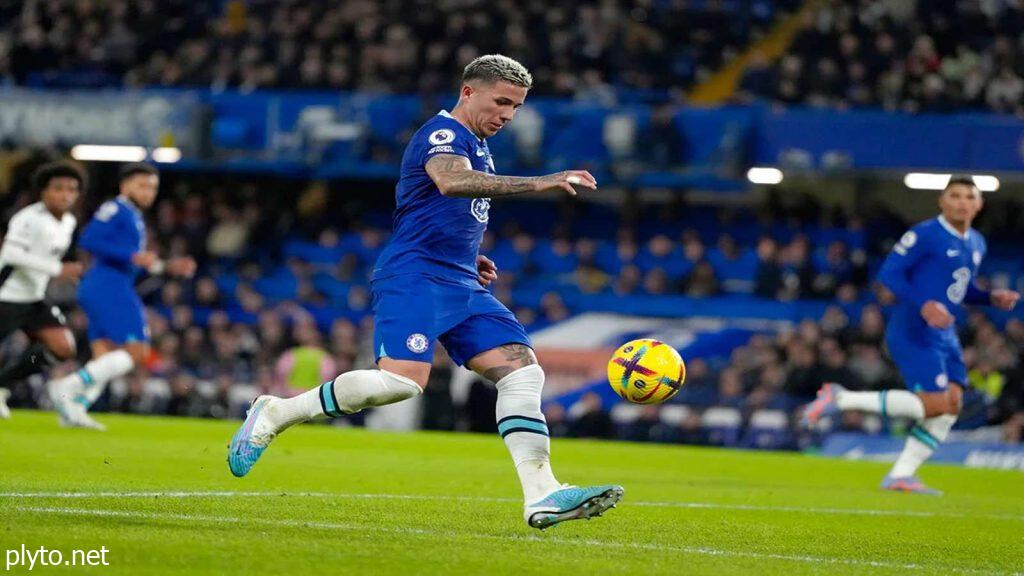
[228,54,624,529]
[804,176,1020,494]
[0,161,85,419]
[48,163,196,430]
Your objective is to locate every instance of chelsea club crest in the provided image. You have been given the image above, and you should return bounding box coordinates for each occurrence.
[471,198,490,223]
[406,333,429,353]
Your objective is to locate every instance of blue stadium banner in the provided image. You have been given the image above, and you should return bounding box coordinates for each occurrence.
[0,88,201,152]
[820,432,1024,471]
[755,108,1024,171]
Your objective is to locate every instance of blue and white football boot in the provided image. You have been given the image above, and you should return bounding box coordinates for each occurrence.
[524,484,624,530]
[228,395,277,477]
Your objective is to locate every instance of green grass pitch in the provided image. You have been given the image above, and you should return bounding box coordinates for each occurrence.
[2,410,1022,575]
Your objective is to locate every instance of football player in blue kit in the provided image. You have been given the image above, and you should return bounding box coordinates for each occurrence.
[48,163,196,430]
[804,177,1020,494]
[228,54,624,529]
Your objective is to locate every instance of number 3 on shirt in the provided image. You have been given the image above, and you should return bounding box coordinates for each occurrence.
[947,267,970,304]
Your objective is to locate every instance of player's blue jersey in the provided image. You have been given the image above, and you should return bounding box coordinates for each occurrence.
[373,110,495,287]
[877,215,988,344]
[79,197,146,283]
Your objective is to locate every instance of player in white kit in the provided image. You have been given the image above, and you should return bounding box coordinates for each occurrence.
[0,161,84,419]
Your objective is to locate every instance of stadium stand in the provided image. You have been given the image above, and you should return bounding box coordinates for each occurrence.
[1,0,1023,450]
[1,161,1022,445]
[2,0,798,97]
[736,0,1024,114]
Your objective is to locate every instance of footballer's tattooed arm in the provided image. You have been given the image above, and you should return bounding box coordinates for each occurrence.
[425,154,597,199]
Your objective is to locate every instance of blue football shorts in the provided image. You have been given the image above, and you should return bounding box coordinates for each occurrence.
[78,275,149,345]
[370,274,531,367]
[885,325,966,393]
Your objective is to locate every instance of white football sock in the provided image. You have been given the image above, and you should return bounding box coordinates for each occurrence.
[890,413,957,478]
[265,369,421,431]
[495,364,561,503]
[55,350,134,407]
[837,389,924,420]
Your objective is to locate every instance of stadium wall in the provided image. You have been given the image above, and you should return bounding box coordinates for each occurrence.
[2,88,1022,184]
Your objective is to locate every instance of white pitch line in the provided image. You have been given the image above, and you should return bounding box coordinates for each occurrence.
[3,491,1024,522]
[12,506,1019,576]
[628,500,1024,522]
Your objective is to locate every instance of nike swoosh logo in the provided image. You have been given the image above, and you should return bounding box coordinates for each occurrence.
[947,249,960,257]
[476,148,486,157]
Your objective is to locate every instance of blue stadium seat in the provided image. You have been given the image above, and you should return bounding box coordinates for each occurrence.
[741,409,792,450]
[702,406,743,447]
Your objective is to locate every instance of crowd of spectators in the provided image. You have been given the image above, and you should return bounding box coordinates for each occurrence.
[0,157,1022,444]
[737,0,1024,115]
[1,0,795,99]
[552,310,1024,446]
[4,0,1021,115]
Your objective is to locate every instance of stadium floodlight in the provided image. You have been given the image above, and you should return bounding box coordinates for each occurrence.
[70,145,147,162]
[151,147,182,163]
[747,167,784,185]
[903,172,1000,192]
[971,175,1000,192]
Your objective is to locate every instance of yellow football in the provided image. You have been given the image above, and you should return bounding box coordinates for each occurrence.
[607,338,686,404]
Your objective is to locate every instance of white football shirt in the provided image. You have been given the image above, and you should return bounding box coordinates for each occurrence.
[0,202,77,303]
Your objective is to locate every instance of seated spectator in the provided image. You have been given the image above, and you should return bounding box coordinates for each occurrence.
[493,233,535,277]
[754,236,784,298]
[533,237,578,276]
[611,264,642,296]
[596,237,638,276]
[683,261,719,298]
[643,268,671,295]
[847,345,891,391]
[969,357,1006,406]
[573,239,610,294]
[845,305,885,348]
[569,392,615,439]
[746,362,787,412]
[639,104,686,169]
[706,235,758,294]
[812,241,853,297]
[543,403,570,438]
[539,292,571,324]
[780,235,816,299]
[166,372,197,417]
[784,341,820,401]
[816,338,862,390]
[819,306,850,339]
[715,368,745,409]
[637,234,693,281]
[274,319,337,396]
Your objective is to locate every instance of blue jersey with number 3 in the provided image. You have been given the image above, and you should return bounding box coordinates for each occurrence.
[877,215,988,344]
[373,110,494,287]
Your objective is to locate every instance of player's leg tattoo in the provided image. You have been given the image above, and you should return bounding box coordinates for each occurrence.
[479,343,537,383]
[466,344,559,503]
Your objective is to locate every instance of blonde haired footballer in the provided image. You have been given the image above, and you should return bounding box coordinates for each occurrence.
[228,55,623,529]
